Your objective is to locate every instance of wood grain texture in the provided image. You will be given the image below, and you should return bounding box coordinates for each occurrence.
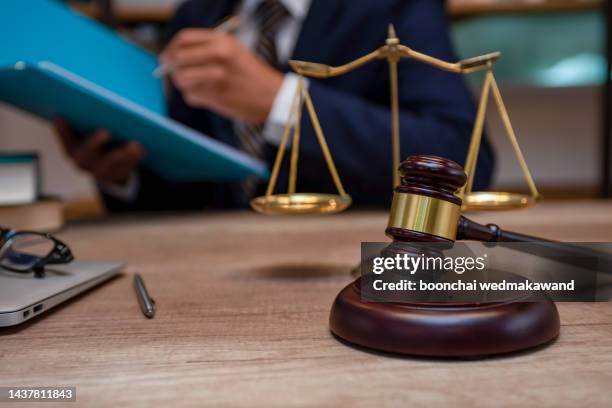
[1,200,611,407]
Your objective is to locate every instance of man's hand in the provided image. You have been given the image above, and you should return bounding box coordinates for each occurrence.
[161,29,284,124]
[53,119,145,186]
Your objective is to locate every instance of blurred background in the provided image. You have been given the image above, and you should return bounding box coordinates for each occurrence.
[0,0,610,217]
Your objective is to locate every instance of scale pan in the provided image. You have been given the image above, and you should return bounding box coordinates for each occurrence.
[462,192,540,211]
[250,193,352,215]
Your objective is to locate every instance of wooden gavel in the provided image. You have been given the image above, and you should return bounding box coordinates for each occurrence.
[336,155,569,357]
[385,155,610,268]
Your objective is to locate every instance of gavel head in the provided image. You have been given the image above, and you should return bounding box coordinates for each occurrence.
[385,155,466,243]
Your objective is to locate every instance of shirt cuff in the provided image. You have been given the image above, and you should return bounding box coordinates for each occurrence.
[99,171,140,203]
[263,73,307,146]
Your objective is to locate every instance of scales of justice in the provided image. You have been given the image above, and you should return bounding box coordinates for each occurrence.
[249,26,564,357]
[250,24,541,215]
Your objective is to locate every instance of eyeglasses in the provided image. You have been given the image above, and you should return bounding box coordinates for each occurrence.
[0,228,74,277]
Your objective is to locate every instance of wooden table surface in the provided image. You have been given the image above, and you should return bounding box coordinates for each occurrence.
[1,200,612,407]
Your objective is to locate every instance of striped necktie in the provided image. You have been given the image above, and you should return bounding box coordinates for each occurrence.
[234,0,289,203]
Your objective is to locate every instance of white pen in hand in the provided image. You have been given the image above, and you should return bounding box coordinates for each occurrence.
[152,15,242,78]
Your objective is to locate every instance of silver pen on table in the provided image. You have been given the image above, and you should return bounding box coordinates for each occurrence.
[152,15,242,78]
[134,273,156,318]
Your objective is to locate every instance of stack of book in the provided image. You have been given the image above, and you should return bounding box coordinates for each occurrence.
[0,154,63,231]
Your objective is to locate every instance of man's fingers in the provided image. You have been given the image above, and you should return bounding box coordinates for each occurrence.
[96,145,144,184]
[168,46,214,69]
[53,119,78,155]
[72,130,111,170]
[53,123,144,185]
[162,28,217,60]
[171,66,226,91]
[167,41,232,70]
[92,143,145,184]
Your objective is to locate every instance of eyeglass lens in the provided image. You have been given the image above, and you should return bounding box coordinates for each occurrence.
[0,233,55,271]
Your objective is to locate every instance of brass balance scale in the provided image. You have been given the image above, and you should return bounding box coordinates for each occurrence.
[250,25,541,215]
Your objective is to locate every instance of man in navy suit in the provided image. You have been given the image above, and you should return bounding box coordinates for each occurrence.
[55,0,494,211]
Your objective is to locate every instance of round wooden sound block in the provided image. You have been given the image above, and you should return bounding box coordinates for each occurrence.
[330,278,560,357]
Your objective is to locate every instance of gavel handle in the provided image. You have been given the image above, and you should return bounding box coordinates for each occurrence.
[457,216,612,272]
[456,216,553,243]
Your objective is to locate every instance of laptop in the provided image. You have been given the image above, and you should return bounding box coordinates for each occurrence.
[0,260,124,327]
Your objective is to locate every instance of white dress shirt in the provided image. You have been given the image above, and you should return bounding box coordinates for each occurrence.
[102,0,312,200]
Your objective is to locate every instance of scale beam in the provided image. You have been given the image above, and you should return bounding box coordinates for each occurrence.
[289,49,501,79]
[289,49,385,78]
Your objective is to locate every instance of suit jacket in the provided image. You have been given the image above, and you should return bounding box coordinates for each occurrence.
[104,0,495,212]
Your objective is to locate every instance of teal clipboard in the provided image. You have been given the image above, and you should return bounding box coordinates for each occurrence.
[0,62,269,181]
[0,0,269,182]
